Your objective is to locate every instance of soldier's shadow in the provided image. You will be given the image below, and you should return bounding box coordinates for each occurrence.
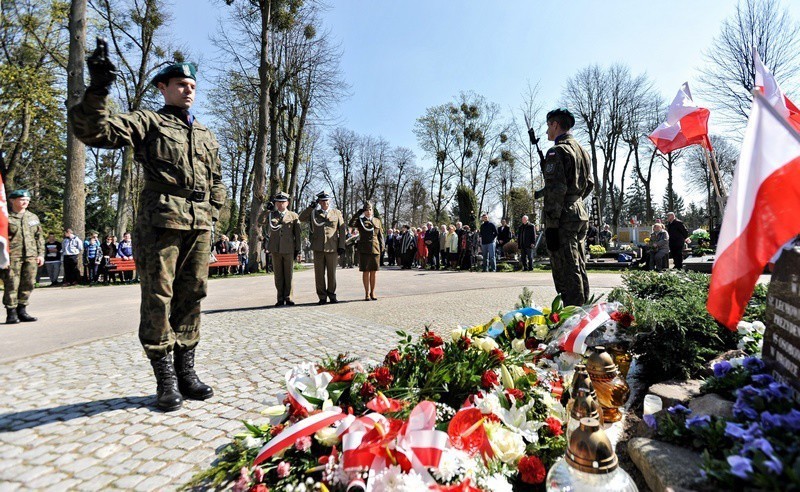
[0,396,156,432]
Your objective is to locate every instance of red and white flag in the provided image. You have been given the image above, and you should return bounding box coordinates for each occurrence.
[707,92,800,330]
[0,178,9,269]
[559,303,610,354]
[753,49,800,132]
[649,82,712,154]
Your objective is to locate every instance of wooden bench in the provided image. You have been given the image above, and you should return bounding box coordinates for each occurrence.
[209,253,240,269]
[107,257,137,272]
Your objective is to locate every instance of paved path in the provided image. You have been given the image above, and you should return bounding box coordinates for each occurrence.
[0,268,622,491]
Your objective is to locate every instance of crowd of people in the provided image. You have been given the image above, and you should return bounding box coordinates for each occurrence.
[36,229,138,286]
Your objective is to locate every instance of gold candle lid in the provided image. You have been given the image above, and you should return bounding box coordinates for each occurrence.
[571,364,596,396]
[585,346,618,375]
[570,388,601,421]
[566,417,618,474]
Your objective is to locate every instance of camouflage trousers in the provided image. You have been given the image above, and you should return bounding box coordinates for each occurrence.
[2,257,38,308]
[549,221,589,307]
[133,222,211,360]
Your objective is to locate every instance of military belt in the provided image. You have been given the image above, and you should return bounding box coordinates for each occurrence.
[566,194,582,202]
[143,180,209,202]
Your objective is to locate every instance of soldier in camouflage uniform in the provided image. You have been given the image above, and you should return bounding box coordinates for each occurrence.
[262,192,301,306]
[542,108,594,306]
[2,190,44,324]
[69,39,225,411]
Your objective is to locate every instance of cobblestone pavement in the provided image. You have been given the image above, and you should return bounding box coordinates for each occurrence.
[0,270,622,491]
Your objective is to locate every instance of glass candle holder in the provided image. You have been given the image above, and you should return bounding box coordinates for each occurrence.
[643,394,663,415]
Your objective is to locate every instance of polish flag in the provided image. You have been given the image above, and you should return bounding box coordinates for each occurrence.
[648,82,712,154]
[0,178,9,269]
[559,303,610,354]
[707,92,800,330]
[753,49,800,131]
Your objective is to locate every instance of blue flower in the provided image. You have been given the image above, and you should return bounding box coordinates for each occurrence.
[643,413,657,429]
[733,399,759,420]
[763,454,784,475]
[667,404,692,416]
[685,415,711,429]
[714,360,732,378]
[743,356,765,373]
[727,455,753,479]
[751,374,774,386]
[725,422,747,439]
[760,411,783,431]
[765,382,792,401]
[781,409,800,431]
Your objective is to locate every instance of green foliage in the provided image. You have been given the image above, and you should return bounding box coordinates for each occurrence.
[589,244,606,256]
[608,271,753,384]
[507,187,534,225]
[455,184,478,229]
[515,287,534,309]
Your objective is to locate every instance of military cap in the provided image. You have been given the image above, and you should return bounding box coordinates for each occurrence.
[273,191,290,202]
[150,62,197,87]
[8,189,30,199]
[546,107,576,130]
[316,191,331,201]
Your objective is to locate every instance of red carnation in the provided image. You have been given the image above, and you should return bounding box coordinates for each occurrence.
[514,320,526,338]
[518,455,547,484]
[423,331,444,347]
[548,312,561,324]
[481,370,499,389]
[371,366,394,388]
[270,423,284,437]
[457,336,472,350]
[249,484,269,492]
[505,388,525,401]
[428,346,445,363]
[359,381,376,399]
[525,338,538,350]
[546,416,563,436]
[490,348,505,365]
[385,349,402,365]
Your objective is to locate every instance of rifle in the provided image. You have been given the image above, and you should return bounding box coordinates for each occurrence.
[525,114,546,199]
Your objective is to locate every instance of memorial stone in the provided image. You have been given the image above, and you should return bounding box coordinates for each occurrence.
[763,245,800,400]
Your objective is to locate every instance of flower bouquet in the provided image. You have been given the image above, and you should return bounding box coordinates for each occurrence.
[189,297,637,492]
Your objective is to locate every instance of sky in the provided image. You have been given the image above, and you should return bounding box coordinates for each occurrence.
[169,0,800,208]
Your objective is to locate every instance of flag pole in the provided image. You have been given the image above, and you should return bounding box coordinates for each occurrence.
[703,145,727,214]
[753,89,800,144]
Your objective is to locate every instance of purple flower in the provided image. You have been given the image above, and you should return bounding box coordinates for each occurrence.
[743,356,765,373]
[763,454,784,475]
[713,360,733,378]
[725,422,747,439]
[760,411,783,431]
[727,455,753,479]
[667,404,692,416]
[782,409,800,431]
[765,382,792,401]
[685,415,711,429]
[643,413,657,429]
[751,374,774,386]
[733,399,759,421]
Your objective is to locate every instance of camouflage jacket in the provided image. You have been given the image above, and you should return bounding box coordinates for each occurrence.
[543,134,594,229]
[8,210,45,259]
[68,89,226,230]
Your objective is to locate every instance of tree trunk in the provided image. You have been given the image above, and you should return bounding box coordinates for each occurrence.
[64,0,88,237]
[268,84,282,195]
[247,0,271,272]
[115,147,134,234]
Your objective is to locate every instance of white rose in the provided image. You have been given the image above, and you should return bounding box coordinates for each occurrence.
[752,321,766,335]
[314,426,340,446]
[452,328,466,342]
[736,321,753,336]
[511,338,527,354]
[533,324,549,340]
[485,423,526,464]
[477,337,499,353]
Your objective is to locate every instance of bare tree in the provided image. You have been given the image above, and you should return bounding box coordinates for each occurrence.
[325,127,357,220]
[414,104,458,223]
[64,0,88,238]
[700,0,800,127]
[511,81,545,218]
[685,135,738,221]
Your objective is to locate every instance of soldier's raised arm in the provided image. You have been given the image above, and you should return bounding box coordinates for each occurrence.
[68,38,151,149]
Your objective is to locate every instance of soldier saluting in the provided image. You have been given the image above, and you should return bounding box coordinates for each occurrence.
[299,192,345,304]
[542,108,594,306]
[69,39,225,412]
[2,190,44,324]
[263,192,301,306]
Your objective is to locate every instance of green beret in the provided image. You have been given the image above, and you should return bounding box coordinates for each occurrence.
[150,62,197,87]
[546,108,576,130]
[8,189,30,199]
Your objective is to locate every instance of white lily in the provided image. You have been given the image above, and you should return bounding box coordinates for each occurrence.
[494,397,542,443]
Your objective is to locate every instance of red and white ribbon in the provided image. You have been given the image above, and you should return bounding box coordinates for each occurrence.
[253,407,345,466]
[559,303,610,354]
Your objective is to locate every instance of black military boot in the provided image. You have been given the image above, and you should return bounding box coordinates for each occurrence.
[5,308,19,324]
[16,305,37,322]
[174,347,214,400]
[150,354,183,412]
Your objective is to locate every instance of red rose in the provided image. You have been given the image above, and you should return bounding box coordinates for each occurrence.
[385,349,402,365]
[514,320,526,338]
[428,346,445,363]
[457,336,472,350]
[525,338,538,350]
[518,455,546,484]
[270,423,284,437]
[620,312,634,328]
[424,331,444,347]
[546,416,563,436]
[505,388,525,401]
[359,381,376,399]
[481,370,499,389]
[490,348,505,365]
[371,366,394,388]
[249,484,269,492]
[548,312,560,324]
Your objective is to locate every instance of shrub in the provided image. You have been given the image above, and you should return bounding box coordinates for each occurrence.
[589,245,606,256]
